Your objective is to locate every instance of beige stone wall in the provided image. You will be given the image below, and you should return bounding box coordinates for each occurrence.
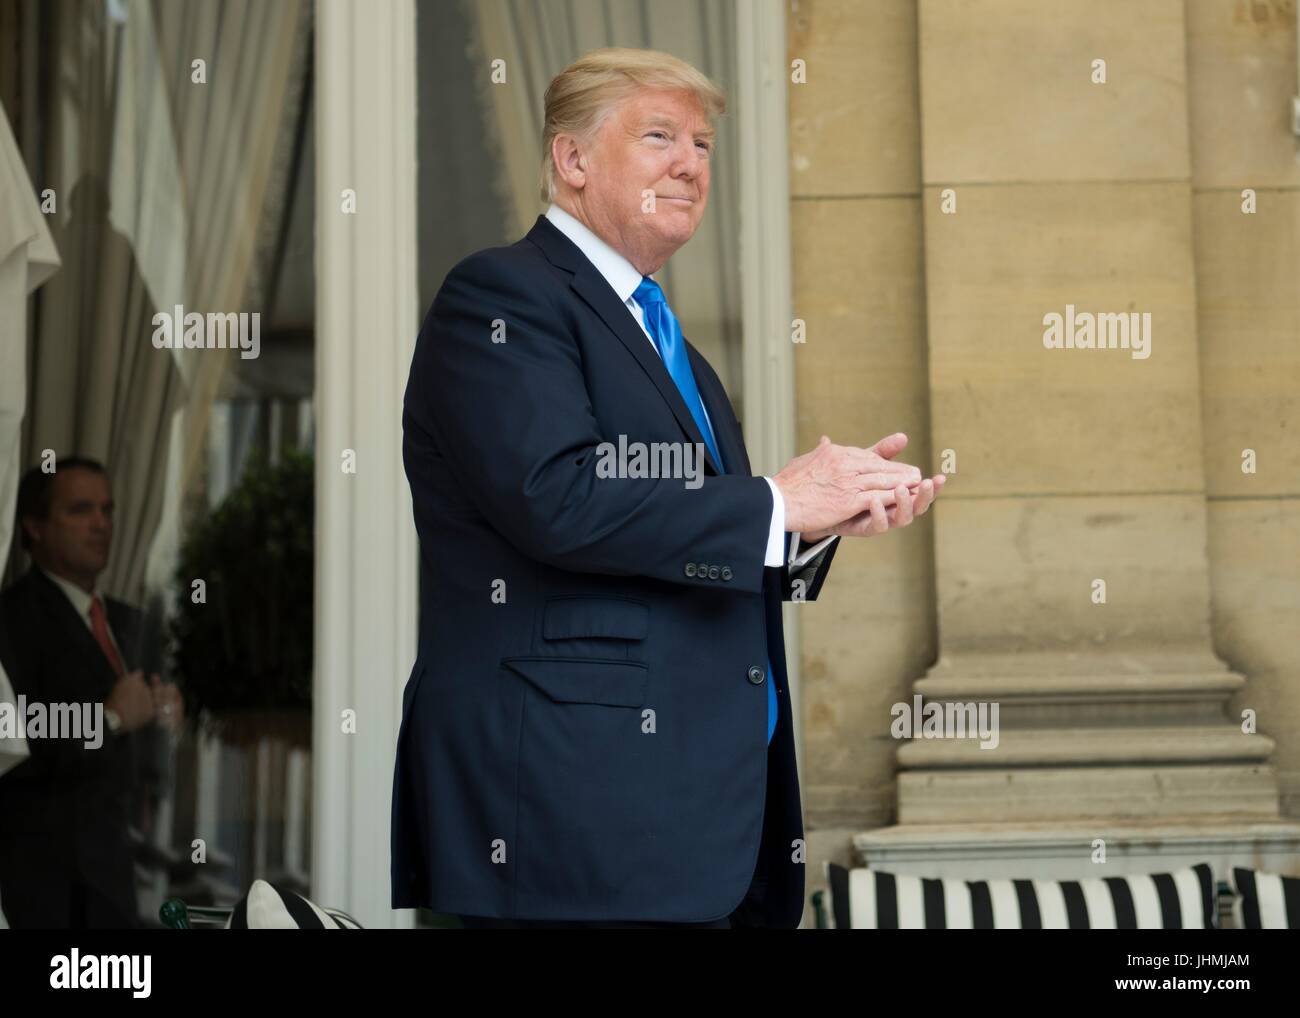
[788,0,1300,859]
[1186,0,1300,817]
[789,0,934,832]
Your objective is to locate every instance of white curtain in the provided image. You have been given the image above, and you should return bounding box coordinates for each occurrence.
[0,95,61,928]
[0,97,58,779]
[465,0,745,408]
[19,0,309,604]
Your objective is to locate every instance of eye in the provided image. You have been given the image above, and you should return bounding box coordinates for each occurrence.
[695,140,711,154]
[647,131,669,142]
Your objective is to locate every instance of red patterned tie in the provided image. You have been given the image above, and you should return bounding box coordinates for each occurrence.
[89,595,125,677]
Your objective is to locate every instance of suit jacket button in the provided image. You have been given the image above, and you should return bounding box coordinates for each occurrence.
[747,665,765,685]
[696,562,708,577]
[685,563,697,577]
[707,565,720,580]
[721,566,733,581]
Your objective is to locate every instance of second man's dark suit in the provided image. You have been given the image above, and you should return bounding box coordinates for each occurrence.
[0,567,160,928]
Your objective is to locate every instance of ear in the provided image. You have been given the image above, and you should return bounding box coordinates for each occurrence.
[551,133,587,192]
[19,516,41,548]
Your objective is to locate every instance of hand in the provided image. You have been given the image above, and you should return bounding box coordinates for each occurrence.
[105,670,156,733]
[806,474,945,539]
[773,433,923,535]
[150,675,185,731]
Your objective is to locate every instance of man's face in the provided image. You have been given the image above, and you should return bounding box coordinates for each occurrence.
[24,468,114,582]
[575,87,713,273]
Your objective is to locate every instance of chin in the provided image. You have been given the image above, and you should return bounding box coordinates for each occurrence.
[656,219,697,248]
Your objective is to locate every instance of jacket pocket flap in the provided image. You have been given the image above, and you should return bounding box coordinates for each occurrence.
[502,656,647,707]
[542,597,649,641]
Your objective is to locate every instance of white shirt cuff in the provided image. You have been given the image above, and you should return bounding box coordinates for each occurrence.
[763,477,785,567]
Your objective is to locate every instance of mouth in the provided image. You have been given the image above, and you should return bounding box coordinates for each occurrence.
[659,195,695,204]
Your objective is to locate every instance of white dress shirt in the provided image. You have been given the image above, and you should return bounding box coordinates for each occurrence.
[544,202,801,567]
[39,565,125,664]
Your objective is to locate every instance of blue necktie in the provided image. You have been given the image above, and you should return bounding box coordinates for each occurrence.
[633,276,779,746]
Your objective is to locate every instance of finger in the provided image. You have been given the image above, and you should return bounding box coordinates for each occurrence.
[893,483,914,527]
[834,512,869,538]
[869,432,909,460]
[848,449,921,475]
[858,487,910,521]
[886,463,923,480]
[886,491,914,523]
[849,487,884,517]
[923,474,946,506]
[855,461,923,486]
[913,478,935,515]
[856,473,912,495]
[870,494,889,534]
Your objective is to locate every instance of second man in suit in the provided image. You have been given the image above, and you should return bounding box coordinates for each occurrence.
[0,456,183,928]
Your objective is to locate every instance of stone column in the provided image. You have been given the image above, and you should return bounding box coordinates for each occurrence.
[859,0,1300,877]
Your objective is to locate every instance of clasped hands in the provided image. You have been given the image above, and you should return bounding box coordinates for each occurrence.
[773,433,945,541]
[106,670,186,733]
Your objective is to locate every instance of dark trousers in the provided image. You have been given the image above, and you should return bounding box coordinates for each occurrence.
[0,871,138,929]
[458,744,779,930]
[0,834,138,929]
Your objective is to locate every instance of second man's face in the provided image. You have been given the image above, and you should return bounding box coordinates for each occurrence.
[26,468,114,580]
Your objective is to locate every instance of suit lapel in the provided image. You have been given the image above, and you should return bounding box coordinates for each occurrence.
[106,597,141,673]
[688,345,752,477]
[28,568,121,694]
[525,215,725,476]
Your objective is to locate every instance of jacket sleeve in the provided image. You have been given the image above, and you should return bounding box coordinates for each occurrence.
[0,627,118,782]
[405,249,774,594]
[779,534,840,602]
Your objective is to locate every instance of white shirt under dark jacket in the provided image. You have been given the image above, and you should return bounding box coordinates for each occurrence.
[543,202,836,569]
[39,565,125,665]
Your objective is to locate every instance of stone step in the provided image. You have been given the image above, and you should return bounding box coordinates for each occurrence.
[897,764,1282,823]
[914,670,1245,703]
[896,724,1274,767]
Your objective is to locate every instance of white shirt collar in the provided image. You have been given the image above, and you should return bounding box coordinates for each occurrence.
[39,565,99,620]
[545,203,651,305]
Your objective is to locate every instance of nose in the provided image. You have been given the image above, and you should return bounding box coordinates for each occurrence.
[671,138,705,181]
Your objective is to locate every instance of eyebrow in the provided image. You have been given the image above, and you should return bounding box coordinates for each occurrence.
[640,115,716,142]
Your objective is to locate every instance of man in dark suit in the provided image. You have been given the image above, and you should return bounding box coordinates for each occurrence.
[391,47,944,928]
[0,456,183,928]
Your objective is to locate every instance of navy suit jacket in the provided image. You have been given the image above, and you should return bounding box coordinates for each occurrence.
[0,568,162,928]
[391,214,838,927]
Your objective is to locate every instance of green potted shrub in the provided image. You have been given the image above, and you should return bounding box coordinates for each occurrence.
[169,448,314,747]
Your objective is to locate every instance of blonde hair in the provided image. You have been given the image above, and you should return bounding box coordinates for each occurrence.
[539,47,727,203]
